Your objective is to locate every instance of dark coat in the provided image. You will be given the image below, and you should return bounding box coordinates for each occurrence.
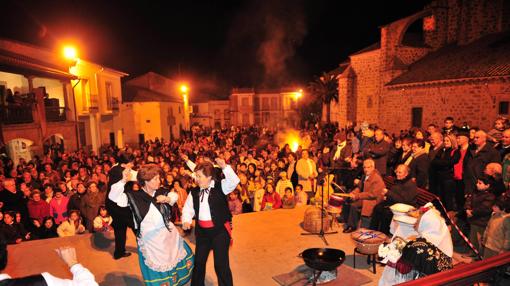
[410,153,430,189]
[386,176,418,207]
[464,144,501,194]
[465,190,496,227]
[365,140,391,176]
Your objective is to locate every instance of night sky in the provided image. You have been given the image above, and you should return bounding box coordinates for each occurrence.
[0,0,430,97]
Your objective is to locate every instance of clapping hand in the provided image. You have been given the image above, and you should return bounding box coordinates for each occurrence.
[55,246,79,268]
[215,158,227,169]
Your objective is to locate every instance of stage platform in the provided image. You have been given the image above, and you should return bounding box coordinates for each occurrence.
[6,206,382,285]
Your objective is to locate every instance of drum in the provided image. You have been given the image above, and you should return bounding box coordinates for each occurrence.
[350,228,387,254]
[303,206,331,233]
[327,194,345,214]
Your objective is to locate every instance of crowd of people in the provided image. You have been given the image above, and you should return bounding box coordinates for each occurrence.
[0,116,509,280]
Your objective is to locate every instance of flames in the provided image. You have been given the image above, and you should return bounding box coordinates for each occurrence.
[275,129,308,152]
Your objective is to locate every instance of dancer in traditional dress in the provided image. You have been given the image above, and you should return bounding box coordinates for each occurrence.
[109,164,194,286]
[182,158,239,286]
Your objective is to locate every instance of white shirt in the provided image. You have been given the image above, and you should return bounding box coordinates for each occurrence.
[0,264,98,286]
[108,181,184,271]
[181,165,240,224]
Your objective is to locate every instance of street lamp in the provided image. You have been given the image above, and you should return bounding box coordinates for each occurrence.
[62,45,81,149]
[63,46,78,61]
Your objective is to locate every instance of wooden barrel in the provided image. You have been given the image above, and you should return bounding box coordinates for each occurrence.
[303,206,331,233]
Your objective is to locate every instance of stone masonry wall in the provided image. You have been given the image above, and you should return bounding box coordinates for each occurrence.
[380,79,510,134]
[350,51,381,125]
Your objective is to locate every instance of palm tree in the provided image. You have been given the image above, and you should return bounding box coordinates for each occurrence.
[308,71,338,123]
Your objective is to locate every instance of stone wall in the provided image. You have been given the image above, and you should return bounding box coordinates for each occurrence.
[380,79,510,134]
[350,51,381,125]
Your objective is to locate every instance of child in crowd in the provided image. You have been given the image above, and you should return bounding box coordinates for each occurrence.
[253,178,266,212]
[281,187,296,209]
[465,175,496,252]
[294,184,307,207]
[57,210,86,237]
[261,184,282,211]
[93,206,113,233]
[482,196,510,258]
[38,216,58,239]
[228,190,243,215]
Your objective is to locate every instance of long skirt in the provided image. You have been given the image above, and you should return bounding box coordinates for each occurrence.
[138,241,194,286]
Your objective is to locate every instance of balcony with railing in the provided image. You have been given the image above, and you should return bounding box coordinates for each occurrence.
[0,105,34,124]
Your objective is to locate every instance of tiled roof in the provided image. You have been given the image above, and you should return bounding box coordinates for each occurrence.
[387,31,510,86]
[122,85,182,103]
[350,42,381,56]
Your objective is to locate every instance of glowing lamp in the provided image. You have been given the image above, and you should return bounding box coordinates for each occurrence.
[290,140,299,152]
[63,46,77,60]
[180,85,188,93]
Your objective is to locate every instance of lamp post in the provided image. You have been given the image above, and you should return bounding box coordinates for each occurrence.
[62,45,81,150]
[180,84,190,137]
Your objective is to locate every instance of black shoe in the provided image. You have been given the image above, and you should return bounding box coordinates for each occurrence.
[114,252,132,260]
[342,227,354,233]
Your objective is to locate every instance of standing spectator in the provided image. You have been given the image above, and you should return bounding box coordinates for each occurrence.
[49,188,69,225]
[364,129,390,176]
[482,196,510,259]
[430,134,460,210]
[252,177,266,212]
[442,116,458,135]
[496,129,510,160]
[454,129,470,212]
[286,153,299,189]
[409,139,430,189]
[27,190,50,224]
[275,171,293,198]
[296,150,318,200]
[80,182,106,232]
[465,175,496,253]
[464,130,501,195]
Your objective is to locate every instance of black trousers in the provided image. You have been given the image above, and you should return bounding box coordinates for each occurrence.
[113,222,129,257]
[192,228,233,286]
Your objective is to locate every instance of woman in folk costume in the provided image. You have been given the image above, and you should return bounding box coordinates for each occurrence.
[109,164,194,286]
[379,203,453,286]
[182,158,240,286]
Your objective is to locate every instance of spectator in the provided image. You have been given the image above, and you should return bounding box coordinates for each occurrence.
[57,210,86,237]
[464,130,501,195]
[343,159,385,233]
[80,181,105,232]
[364,129,391,176]
[429,134,460,211]
[465,175,496,252]
[0,211,29,244]
[49,188,69,225]
[296,150,318,200]
[260,184,282,211]
[281,187,296,209]
[38,216,58,239]
[275,171,293,198]
[93,206,113,233]
[27,190,50,224]
[409,139,430,189]
[294,184,307,207]
[482,196,510,260]
[370,164,417,235]
[228,190,243,215]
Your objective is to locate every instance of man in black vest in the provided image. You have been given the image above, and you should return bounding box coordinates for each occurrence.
[106,152,135,260]
[182,158,240,286]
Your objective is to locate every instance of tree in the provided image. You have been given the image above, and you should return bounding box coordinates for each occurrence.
[308,72,338,123]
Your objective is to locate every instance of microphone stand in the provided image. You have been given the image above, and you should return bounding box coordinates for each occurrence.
[302,168,338,245]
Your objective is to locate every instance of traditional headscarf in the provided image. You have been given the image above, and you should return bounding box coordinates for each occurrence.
[416,206,453,257]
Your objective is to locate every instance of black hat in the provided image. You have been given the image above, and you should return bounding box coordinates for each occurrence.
[456,127,470,138]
